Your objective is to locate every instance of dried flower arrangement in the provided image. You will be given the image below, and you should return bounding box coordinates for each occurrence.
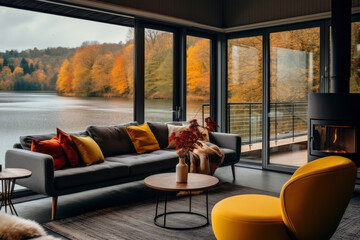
[168,117,218,158]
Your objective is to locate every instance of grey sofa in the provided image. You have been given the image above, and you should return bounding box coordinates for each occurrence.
[5,122,241,220]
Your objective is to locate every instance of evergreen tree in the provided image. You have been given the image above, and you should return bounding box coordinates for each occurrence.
[29,63,35,73]
[20,58,30,74]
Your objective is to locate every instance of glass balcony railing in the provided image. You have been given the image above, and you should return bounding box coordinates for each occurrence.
[202,102,308,146]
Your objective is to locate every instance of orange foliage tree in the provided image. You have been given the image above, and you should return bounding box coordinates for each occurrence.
[111,54,129,95]
[72,45,101,96]
[91,53,114,94]
[57,59,73,94]
[186,38,210,101]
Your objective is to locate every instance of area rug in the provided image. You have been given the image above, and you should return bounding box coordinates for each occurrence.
[43,184,360,240]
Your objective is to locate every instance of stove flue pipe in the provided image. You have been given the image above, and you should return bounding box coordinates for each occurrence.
[330,0,352,93]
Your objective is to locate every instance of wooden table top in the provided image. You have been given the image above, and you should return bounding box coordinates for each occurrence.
[144,173,219,192]
[0,168,32,180]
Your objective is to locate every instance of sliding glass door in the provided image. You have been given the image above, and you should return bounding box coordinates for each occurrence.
[269,27,320,167]
[228,36,263,163]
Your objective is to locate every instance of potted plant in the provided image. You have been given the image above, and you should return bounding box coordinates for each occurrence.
[169,117,218,182]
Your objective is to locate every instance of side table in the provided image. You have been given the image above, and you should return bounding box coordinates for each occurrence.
[144,173,219,230]
[0,168,32,215]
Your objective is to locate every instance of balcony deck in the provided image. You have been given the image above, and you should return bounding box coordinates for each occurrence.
[241,135,308,167]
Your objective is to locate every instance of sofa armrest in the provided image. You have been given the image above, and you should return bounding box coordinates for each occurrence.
[5,149,55,196]
[210,132,241,163]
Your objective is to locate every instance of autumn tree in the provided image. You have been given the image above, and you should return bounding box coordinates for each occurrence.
[145,31,173,99]
[0,66,13,90]
[111,54,129,95]
[57,59,73,94]
[71,45,101,96]
[186,38,210,101]
[269,28,320,102]
[91,53,114,95]
[228,36,263,103]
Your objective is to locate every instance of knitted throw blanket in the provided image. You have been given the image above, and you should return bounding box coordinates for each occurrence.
[188,141,224,175]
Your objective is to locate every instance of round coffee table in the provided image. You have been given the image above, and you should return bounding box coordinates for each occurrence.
[0,168,32,215]
[144,173,219,230]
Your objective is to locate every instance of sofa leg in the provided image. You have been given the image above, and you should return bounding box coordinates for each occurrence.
[52,197,58,220]
[231,164,236,180]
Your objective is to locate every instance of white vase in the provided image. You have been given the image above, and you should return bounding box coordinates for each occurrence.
[176,157,188,183]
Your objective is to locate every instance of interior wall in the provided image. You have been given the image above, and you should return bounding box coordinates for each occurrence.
[94,0,223,28]
[223,0,360,28]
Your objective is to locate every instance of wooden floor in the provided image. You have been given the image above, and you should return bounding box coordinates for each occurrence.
[6,166,291,239]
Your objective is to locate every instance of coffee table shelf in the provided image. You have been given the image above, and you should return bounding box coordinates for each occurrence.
[144,173,219,230]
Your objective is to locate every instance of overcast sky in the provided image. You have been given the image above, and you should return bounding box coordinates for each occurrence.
[0,6,130,52]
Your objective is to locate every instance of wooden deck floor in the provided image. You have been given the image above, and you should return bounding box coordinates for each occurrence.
[241,135,308,167]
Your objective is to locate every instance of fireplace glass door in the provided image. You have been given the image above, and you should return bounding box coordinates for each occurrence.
[312,124,356,154]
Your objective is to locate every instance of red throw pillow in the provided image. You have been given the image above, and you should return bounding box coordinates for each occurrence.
[57,128,80,167]
[31,138,67,170]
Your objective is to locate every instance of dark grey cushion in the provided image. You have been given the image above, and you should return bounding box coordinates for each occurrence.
[86,122,138,157]
[13,143,24,149]
[54,161,129,190]
[106,150,179,176]
[19,131,88,150]
[147,122,168,149]
[219,148,237,166]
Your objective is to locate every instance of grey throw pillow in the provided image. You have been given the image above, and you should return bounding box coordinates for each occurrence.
[147,122,168,149]
[86,122,138,157]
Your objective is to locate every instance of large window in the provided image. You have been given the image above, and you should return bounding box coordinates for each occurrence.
[269,27,320,167]
[144,29,173,122]
[0,6,134,165]
[228,36,263,163]
[186,36,210,124]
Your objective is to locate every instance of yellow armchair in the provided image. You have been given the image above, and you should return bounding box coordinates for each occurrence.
[212,156,357,240]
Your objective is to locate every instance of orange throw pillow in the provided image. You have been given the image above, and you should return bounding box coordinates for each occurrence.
[31,138,67,170]
[57,128,79,167]
[126,124,160,154]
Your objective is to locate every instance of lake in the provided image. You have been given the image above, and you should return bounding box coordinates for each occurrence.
[0,92,208,166]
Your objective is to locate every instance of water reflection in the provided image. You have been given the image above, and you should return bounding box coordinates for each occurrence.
[0,92,209,166]
[0,92,134,165]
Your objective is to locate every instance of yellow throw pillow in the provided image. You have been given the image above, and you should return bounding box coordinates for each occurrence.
[167,125,189,149]
[71,135,104,166]
[126,124,160,154]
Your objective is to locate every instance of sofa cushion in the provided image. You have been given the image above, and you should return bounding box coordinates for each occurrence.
[71,136,104,166]
[220,148,237,166]
[147,122,168,149]
[106,150,179,176]
[167,125,189,149]
[57,128,79,167]
[31,138,67,170]
[20,131,88,150]
[126,124,160,154]
[54,161,129,190]
[86,122,138,157]
[165,147,237,166]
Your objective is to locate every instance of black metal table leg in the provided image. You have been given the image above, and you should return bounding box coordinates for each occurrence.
[155,191,159,217]
[206,190,209,224]
[153,190,210,230]
[189,191,192,212]
[164,192,167,227]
